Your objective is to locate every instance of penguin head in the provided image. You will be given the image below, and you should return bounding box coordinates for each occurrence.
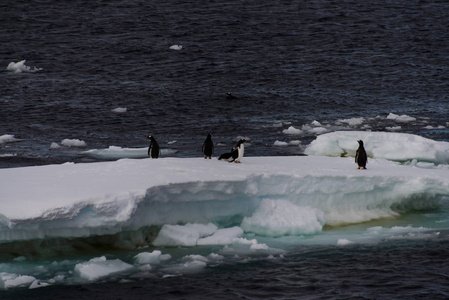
[145,135,155,141]
[226,92,237,99]
[357,140,364,147]
[207,133,212,139]
[236,139,248,147]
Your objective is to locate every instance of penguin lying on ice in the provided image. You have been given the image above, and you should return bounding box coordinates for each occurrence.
[202,133,214,159]
[145,135,160,158]
[218,139,248,163]
[355,140,367,169]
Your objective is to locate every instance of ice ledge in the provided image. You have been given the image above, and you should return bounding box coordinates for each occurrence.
[1,156,448,222]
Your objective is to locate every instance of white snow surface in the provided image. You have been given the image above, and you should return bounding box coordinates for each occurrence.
[82,146,177,159]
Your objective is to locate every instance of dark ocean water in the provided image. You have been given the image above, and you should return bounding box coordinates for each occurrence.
[2,0,449,298]
[3,239,449,300]
[2,0,449,167]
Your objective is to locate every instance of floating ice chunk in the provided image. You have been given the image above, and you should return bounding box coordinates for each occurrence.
[337,117,365,126]
[0,273,36,289]
[50,142,61,149]
[162,255,207,275]
[74,256,134,282]
[310,127,328,134]
[274,140,288,147]
[311,120,323,126]
[134,250,171,265]
[182,254,208,263]
[289,140,301,146]
[282,126,302,135]
[386,126,401,131]
[61,139,86,147]
[337,239,354,246]
[29,280,50,289]
[366,225,439,241]
[7,60,42,73]
[241,199,325,237]
[152,223,218,247]
[197,226,243,245]
[424,125,446,130]
[220,238,277,256]
[0,134,18,144]
[111,107,127,113]
[207,253,224,261]
[153,224,201,246]
[305,131,449,164]
[386,113,416,122]
[170,45,182,50]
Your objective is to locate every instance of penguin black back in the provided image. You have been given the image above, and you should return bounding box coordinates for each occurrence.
[145,135,160,158]
[355,140,367,169]
[226,92,238,100]
[202,133,214,159]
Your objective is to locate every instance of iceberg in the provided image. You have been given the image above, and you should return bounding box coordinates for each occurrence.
[305,131,449,164]
[1,150,449,243]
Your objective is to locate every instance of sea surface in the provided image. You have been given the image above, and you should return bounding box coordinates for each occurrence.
[2,0,449,299]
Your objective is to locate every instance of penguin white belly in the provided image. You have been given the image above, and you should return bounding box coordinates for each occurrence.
[235,144,244,162]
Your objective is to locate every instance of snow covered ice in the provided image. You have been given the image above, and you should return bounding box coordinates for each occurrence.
[1,131,449,237]
[305,131,449,165]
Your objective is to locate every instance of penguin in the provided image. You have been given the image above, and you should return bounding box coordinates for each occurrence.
[202,133,214,159]
[226,92,238,100]
[355,140,367,169]
[218,139,248,163]
[232,139,247,163]
[145,135,160,158]
[218,151,234,161]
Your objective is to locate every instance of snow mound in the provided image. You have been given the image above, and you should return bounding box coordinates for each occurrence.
[305,131,449,164]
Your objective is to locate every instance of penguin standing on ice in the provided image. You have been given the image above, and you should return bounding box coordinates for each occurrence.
[202,133,214,159]
[145,135,160,158]
[355,140,367,169]
[219,139,248,163]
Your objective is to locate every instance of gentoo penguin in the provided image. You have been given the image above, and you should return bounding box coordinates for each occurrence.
[202,133,214,159]
[355,140,367,169]
[145,135,160,158]
[218,139,248,163]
